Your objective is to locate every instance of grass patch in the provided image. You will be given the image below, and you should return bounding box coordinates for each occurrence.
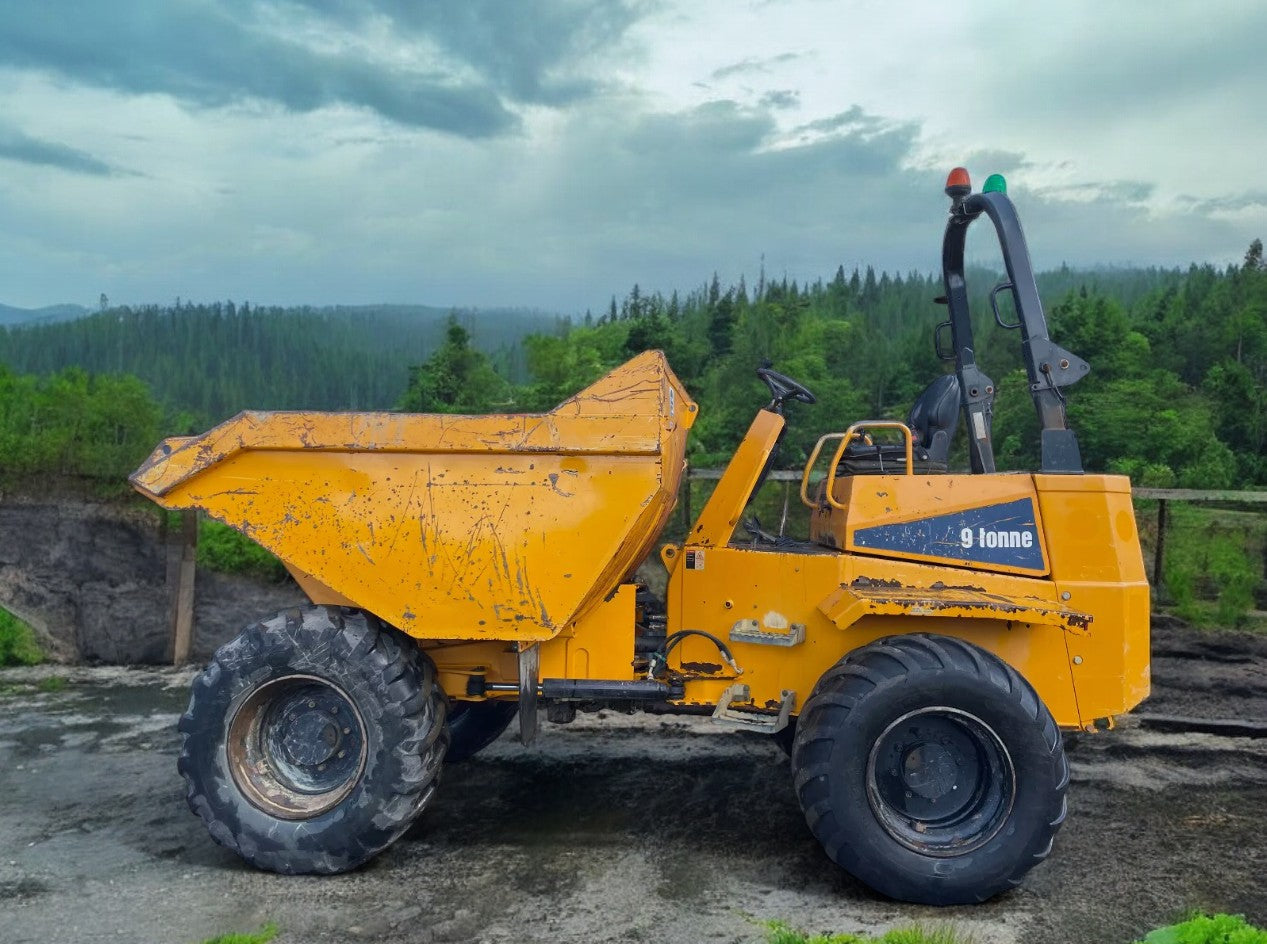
[0,607,43,666]
[198,923,278,944]
[1148,501,1267,630]
[761,920,973,944]
[198,518,288,582]
[1136,913,1267,943]
[761,914,1267,944]
[0,676,69,699]
[1159,599,1267,634]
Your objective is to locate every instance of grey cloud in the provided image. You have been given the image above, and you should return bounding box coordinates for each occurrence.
[0,124,121,176]
[1178,191,1267,214]
[627,100,777,158]
[965,3,1267,129]
[597,99,918,200]
[445,94,1254,311]
[710,52,802,81]
[491,99,932,301]
[791,105,888,137]
[2,49,1258,316]
[89,96,937,310]
[1020,188,1251,273]
[960,150,1030,175]
[0,0,646,136]
[284,0,645,105]
[1101,181,1156,204]
[1034,180,1155,204]
[759,89,800,109]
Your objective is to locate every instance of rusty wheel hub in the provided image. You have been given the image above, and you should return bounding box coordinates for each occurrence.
[865,706,1015,856]
[227,675,368,819]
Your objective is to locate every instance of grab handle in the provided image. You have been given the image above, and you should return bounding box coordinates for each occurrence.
[800,422,915,510]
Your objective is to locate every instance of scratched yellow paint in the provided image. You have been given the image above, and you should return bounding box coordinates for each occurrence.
[131,351,696,641]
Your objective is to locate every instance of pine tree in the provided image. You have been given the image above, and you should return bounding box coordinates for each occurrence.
[397,316,508,413]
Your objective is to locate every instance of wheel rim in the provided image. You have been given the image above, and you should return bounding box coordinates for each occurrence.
[226,674,368,819]
[865,706,1015,856]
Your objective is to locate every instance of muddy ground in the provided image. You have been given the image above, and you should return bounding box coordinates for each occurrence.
[1,620,1265,944]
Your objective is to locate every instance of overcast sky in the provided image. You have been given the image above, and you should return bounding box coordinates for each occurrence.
[1,0,1264,313]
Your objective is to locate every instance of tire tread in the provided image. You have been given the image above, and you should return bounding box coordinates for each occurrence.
[178,605,447,875]
[791,632,1069,905]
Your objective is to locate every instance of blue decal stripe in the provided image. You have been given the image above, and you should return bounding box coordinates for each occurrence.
[851,498,1046,570]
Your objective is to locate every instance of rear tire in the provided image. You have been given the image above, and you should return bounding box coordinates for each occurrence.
[792,633,1068,905]
[179,606,449,874]
[445,700,518,763]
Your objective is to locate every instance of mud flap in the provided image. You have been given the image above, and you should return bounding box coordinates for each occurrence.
[518,643,539,745]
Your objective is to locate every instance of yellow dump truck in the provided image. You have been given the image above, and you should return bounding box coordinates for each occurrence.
[131,170,1149,905]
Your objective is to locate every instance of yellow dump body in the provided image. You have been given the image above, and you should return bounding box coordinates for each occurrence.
[130,351,696,642]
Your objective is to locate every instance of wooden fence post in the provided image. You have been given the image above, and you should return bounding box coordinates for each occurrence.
[1153,499,1168,600]
[168,509,198,665]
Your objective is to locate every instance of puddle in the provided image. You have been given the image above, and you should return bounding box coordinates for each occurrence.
[0,676,189,759]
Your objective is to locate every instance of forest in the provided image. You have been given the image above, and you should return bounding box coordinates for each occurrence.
[1,243,1264,488]
[0,301,563,424]
[392,242,1267,489]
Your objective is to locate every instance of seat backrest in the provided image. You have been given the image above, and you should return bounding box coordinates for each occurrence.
[905,374,960,459]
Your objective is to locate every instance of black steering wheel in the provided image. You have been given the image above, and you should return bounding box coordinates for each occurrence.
[756,366,816,410]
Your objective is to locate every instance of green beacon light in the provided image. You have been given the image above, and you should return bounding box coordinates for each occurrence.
[983,173,1007,194]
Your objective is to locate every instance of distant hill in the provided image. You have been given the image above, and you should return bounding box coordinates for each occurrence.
[0,303,90,327]
[0,263,1195,429]
[0,301,567,422]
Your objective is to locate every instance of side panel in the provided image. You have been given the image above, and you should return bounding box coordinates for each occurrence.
[177,449,667,642]
[812,474,1051,577]
[1034,474,1151,720]
[667,546,1085,727]
[794,470,1149,726]
[537,585,639,683]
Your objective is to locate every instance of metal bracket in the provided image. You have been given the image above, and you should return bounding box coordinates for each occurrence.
[518,643,539,745]
[729,619,805,648]
[710,684,796,734]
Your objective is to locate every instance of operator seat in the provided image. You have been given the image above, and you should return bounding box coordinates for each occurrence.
[838,374,960,475]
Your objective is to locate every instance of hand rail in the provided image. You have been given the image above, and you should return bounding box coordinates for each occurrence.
[800,422,915,509]
[800,432,849,509]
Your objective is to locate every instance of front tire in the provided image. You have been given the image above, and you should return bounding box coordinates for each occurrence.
[792,633,1068,905]
[178,606,449,874]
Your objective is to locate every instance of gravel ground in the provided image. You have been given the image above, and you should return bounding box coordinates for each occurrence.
[1,624,1266,944]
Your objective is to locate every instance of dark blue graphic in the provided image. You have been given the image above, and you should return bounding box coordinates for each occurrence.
[851,498,1045,571]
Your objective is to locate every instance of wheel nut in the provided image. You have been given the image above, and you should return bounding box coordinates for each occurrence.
[343,727,351,735]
